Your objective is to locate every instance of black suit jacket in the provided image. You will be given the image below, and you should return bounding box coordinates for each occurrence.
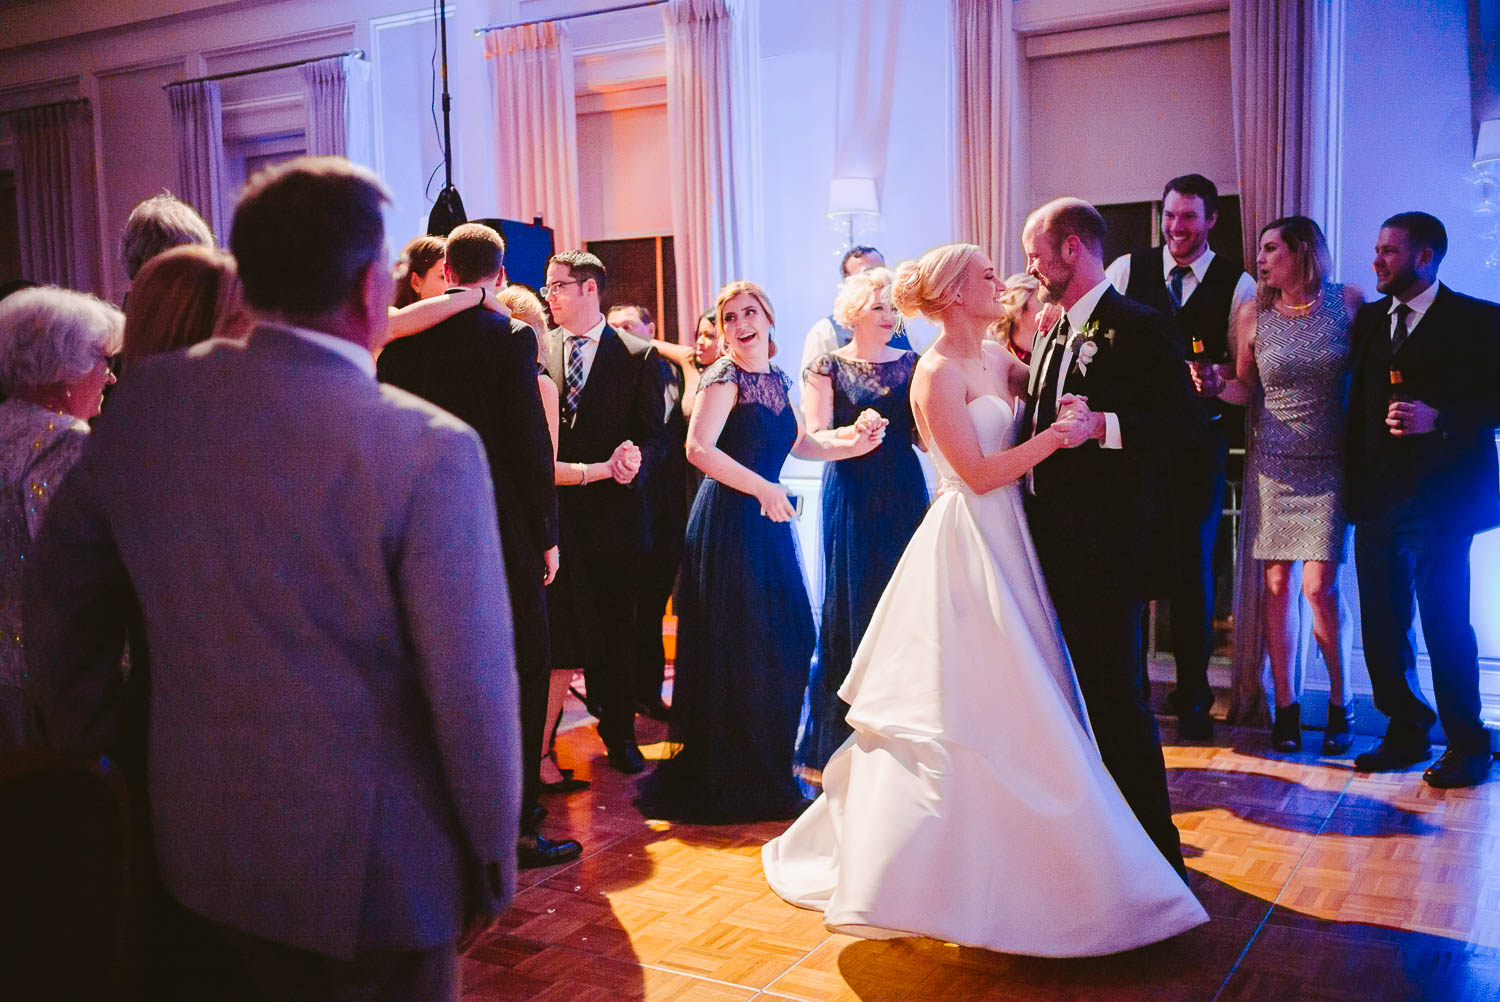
[544,324,668,547]
[376,298,559,567]
[1024,287,1203,589]
[1346,284,1500,536]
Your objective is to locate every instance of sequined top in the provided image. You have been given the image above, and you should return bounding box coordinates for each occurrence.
[0,399,90,688]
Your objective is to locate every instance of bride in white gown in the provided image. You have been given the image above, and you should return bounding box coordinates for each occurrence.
[762,243,1207,957]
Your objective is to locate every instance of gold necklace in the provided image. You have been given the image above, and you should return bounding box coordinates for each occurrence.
[1281,293,1321,313]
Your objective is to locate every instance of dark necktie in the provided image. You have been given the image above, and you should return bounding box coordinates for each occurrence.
[1034,316,1070,435]
[564,335,587,417]
[1391,304,1413,355]
[1168,265,1193,313]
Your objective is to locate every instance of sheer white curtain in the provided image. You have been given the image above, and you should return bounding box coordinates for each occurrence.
[484,23,582,255]
[299,54,374,166]
[3,101,101,292]
[952,0,1027,274]
[663,0,763,340]
[166,80,226,241]
[832,0,901,183]
[1228,0,1344,722]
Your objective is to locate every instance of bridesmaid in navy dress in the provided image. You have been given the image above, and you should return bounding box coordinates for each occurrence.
[635,280,886,823]
[795,268,928,788]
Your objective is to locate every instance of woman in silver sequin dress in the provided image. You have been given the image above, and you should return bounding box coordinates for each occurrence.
[0,286,122,752]
[1200,216,1355,754]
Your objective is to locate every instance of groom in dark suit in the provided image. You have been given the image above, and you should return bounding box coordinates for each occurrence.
[1348,211,1500,788]
[543,251,667,772]
[1020,197,1204,877]
[377,222,581,868]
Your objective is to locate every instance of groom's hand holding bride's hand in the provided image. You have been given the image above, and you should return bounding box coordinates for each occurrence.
[1053,395,1104,447]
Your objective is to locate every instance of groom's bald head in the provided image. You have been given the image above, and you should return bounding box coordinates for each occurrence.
[1025,198,1107,262]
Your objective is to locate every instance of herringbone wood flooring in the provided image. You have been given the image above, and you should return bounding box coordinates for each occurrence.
[460,706,1500,1001]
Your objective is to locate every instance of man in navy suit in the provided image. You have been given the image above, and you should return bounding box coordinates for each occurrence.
[1348,211,1500,788]
[543,251,666,772]
[26,157,521,1000]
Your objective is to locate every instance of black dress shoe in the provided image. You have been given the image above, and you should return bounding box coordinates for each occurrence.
[1424,750,1492,789]
[517,833,584,869]
[1178,705,1214,742]
[637,699,672,722]
[606,738,646,774]
[541,776,591,793]
[1354,740,1431,773]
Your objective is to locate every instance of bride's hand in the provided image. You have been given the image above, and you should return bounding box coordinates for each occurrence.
[1047,413,1091,449]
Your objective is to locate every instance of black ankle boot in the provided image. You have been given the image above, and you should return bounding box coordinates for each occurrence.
[1322,702,1355,755]
[1272,702,1302,752]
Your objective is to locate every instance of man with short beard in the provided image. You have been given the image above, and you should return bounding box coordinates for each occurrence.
[1106,174,1256,742]
[1347,211,1500,788]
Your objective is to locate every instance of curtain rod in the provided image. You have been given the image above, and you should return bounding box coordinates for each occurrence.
[164,49,366,89]
[474,0,666,37]
[0,96,89,116]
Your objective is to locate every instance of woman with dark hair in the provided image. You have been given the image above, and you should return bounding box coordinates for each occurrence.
[390,235,448,308]
[1198,215,1355,752]
[634,280,885,823]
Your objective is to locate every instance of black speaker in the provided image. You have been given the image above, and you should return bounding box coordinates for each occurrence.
[476,217,555,293]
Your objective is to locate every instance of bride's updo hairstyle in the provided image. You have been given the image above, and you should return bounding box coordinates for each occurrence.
[714,279,778,359]
[891,242,984,320]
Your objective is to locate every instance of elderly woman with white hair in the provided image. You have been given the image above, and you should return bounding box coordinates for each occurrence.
[0,286,123,751]
[793,266,928,791]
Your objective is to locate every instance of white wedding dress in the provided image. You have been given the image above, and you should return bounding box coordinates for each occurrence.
[762,394,1208,957]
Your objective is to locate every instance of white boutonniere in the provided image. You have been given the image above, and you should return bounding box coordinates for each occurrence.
[1070,321,1113,376]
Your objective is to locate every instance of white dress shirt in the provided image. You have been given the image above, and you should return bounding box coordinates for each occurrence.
[799,315,841,374]
[1105,246,1257,326]
[560,314,607,389]
[1389,280,1441,342]
[1053,278,1122,449]
[267,321,377,380]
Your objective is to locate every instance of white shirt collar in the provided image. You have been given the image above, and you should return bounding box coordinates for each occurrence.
[563,314,606,342]
[1390,280,1441,316]
[1065,278,1114,336]
[1163,244,1215,282]
[262,321,375,379]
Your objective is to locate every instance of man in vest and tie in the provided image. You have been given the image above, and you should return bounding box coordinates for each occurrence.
[1105,174,1256,741]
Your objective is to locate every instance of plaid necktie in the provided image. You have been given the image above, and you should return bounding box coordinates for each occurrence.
[564,335,586,417]
[1168,265,1193,313]
[1391,304,1413,355]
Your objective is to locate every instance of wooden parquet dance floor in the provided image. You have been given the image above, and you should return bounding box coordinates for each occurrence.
[462,709,1500,1001]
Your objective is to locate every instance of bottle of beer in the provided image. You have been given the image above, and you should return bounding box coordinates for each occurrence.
[1388,367,1409,402]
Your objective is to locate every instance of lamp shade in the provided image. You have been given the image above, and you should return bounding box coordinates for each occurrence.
[827,177,879,216]
[1476,119,1500,167]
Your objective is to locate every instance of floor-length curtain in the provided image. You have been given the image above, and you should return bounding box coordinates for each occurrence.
[484,23,582,255]
[299,54,374,167]
[165,80,226,241]
[3,101,101,292]
[663,0,763,341]
[1228,0,1344,723]
[952,0,1027,274]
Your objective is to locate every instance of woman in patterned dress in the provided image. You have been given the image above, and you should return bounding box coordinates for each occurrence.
[0,287,122,752]
[1199,216,1356,753]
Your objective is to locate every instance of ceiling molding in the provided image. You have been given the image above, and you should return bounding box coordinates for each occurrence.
[1014,0,1227,37]
[1025,10,1230,59]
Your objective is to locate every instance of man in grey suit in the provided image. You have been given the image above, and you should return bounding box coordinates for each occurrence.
[25,157,520,1000]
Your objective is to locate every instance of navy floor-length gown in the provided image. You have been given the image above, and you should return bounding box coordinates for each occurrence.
[635,357,814,823]
[794,351,927,786]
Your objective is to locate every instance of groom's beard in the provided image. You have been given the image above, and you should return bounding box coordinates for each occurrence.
[1036,270,1071,305]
